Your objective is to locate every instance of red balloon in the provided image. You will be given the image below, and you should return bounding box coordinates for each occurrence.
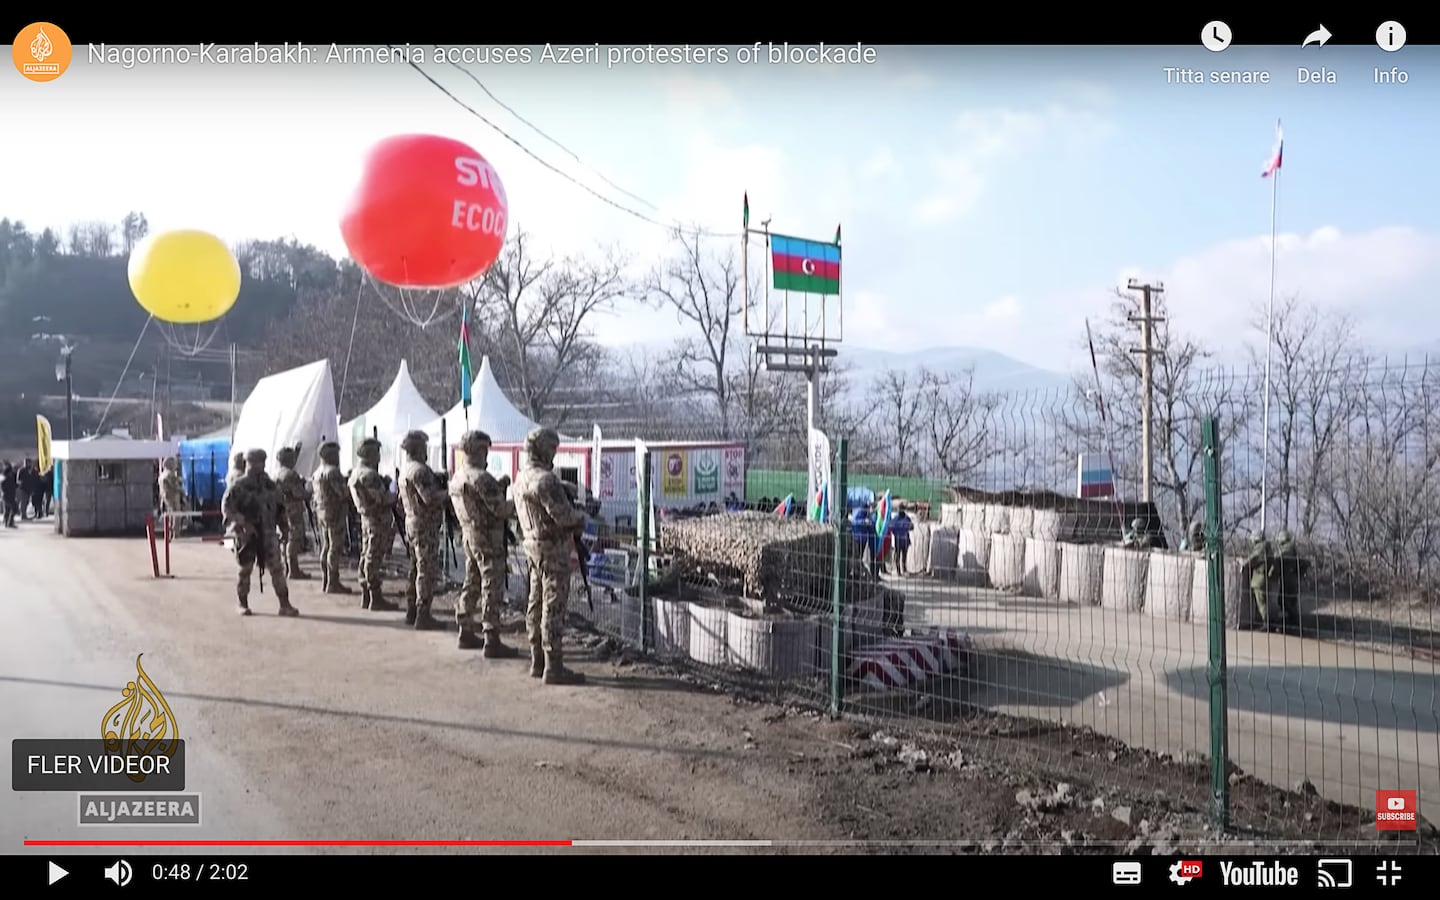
[340,134,509,288]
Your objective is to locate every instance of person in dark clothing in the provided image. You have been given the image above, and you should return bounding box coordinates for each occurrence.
[17,460,38,520]
[891,509,913,575]
[40,467,53,517]
[1,462,18,528]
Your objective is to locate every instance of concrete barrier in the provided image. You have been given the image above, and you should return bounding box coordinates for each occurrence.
[654,598,691,659]
[908,522,933,574]
[687,604,730,665]
[939,503,965,530]
[929,527,960,573]
[1008,506,1035,539]
[957,528,991,571]
[1030,509,1063,541]
[988,534,1026,590]
[1143,552,1195,621]
[1190,556,1254,628]
[983,504,1011,535]
[1022,538,1062,599]
[727,612,818,679]
[1101,547,1148,612]
[1058,543,1104,605]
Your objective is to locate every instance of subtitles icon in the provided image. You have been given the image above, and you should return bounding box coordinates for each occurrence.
[1317,859,1353,888]
[1112,861,1142,885]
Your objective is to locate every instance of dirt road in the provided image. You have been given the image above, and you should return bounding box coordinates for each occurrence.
[2,524,1433,854]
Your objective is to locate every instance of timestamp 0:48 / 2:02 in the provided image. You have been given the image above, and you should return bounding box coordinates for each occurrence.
[151,862,251,882]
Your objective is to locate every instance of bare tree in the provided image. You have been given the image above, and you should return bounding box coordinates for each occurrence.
[647,228,744,433]
[920,367,1004,485]
[66,222,114,257]
[120,212,149,255]
[868,368,927,477]
[469,230,631,427]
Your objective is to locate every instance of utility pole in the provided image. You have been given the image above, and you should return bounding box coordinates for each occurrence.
[1126,279,1164,504]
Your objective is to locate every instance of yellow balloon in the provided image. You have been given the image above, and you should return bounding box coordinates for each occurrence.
[127,229,241,324]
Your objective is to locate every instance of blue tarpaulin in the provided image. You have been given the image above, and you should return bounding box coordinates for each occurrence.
[845,486,875,510]
[178,437,231,505]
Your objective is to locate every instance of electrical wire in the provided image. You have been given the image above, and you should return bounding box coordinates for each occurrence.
[95,315,154,434]
[446,58,659,212]
[393,49,741,241]
[336,276,366,418]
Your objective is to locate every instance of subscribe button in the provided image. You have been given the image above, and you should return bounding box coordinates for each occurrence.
[11,739,186,792]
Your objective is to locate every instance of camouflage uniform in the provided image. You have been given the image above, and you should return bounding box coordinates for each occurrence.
[311,441,353,595]
[158,458,186,531]
[513,427,587,685]
[220,448,299,618]
[448,430,520,655]
[225,453,246,491]
[398,430,449,630]
[347,439,400,612]
[1183,519,1205,553]
[274,446,312,581]
[1127,517,1154,549]
[1244,532,1273,628]
[1273,529,1305,624]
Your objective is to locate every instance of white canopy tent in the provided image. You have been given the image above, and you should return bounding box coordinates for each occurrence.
[338,360,440,473]
[420,356,540,468]
[230,359,338,477]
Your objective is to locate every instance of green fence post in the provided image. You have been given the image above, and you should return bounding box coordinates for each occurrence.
[830,438,850,718]
[638,450,652,653]
[1201,416,1230,831]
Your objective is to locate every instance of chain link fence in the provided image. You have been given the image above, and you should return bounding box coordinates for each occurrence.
[562,360,1438,841]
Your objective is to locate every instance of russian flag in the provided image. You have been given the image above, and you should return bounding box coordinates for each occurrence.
[774,494,793,517]
[1262,122,1283,178]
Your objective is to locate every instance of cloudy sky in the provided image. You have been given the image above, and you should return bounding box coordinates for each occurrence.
[3,43,1437,372]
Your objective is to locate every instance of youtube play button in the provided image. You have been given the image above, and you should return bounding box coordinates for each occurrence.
[48,861,68,885]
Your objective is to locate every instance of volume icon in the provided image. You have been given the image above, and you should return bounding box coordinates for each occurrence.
[104,860,133,886]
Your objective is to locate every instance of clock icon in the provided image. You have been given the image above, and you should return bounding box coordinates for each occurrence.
[1202,20,1232,52]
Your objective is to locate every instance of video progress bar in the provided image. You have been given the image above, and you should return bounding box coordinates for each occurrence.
[24,839,773,848]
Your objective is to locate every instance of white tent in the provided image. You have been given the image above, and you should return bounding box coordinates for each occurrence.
[230,359,338,477]
[421,356,539,467]
[338,360,440,474]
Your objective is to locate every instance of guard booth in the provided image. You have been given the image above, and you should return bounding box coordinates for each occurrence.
[50,436,178,537]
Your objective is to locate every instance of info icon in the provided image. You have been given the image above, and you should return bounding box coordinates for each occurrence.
[1375,790,1418,831]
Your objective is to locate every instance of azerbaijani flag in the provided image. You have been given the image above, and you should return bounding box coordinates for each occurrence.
[874,490,893,559]
[809,481,830,522]
[771,234,840,295]
[1262,121,1283,178]
[459,301,473,407]
[774,494,793,517]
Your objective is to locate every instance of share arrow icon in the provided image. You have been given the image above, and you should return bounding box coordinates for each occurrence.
[1303,25,1332,47]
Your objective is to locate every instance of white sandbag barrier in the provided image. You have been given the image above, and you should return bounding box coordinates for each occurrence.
[929,527,961,573]
[939,503,965,530]
[1143,552,1195,621]
[987,533,1026,590]
[1059,543,1105,605]
[1030,509,1063,541]
[1190,556,1253,628]
[1101,547,1149,612]
[653,598,691,659]
[956,528,991,571]
[687,604,730,665]
[908,522,933,575]
[727,613,818,680]
[983,504,1011,535]
[1022,538,1062,599]
[1008,506,1035,539]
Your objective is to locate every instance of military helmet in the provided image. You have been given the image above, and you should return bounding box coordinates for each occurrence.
[400,430,429,453]
[233,451,246,465]
[318,441,340,463]
[525,427,561,460]
[163,457,178,471]
[1131,517,1144,531]
[1251,531,1266,545]
[459,430,492,459]
[244,448,268,468]
[357,438,381,461]
[1276,529,1293,544]
[275,445,299,467]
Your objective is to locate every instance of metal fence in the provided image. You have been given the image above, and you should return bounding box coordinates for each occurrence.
[569,360,1439,843]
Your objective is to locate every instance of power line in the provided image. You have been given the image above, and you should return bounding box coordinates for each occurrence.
[392,48,739,241]
[446,59,659,213]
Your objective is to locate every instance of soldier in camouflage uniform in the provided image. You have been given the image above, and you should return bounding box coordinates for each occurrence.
[347,438,400,612]
[1243,532,1274,629]
[225,451,246,491]
[158,458,187,532]
[513,427,587,685]
[448,430,520,656]
[221,448,300,618]
[398,431,448,630]
[311,441,353,595]
[1273,529,1307,626]
[274,446,312,581]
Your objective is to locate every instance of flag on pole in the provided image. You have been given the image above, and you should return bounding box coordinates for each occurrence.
[835,224,842,246]
[874,490,893,559]
[809,481,830,523]
[770,234,841,295]
[36,415,52,472]
[774,494,793,517]
[743,192,749,230]
[1262,121,1283,178]
[458,302,473,408]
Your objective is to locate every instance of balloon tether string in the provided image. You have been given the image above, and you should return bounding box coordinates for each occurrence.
[96,315,154,434]
[337,276,365,418]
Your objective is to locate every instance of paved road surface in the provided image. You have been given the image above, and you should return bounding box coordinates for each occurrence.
[899,577,1440,812]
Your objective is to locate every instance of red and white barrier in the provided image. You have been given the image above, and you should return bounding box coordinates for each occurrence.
[148,510,226,578]
[847,628,973,691]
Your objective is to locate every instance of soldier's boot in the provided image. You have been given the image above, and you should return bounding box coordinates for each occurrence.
[482,630,519,659]
[529,642,545,678]
[290,569,312,580]
[413,603,445,631]
[321,570,329,593]
[542,650,586,686]
[360,584,372,609]
[278,604,300,617]
[237,599,252,617]
[325,575,353,596]
[368,587,399,612]
[457,625,484,649]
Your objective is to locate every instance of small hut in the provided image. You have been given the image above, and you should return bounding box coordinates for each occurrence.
[51,433,178,537]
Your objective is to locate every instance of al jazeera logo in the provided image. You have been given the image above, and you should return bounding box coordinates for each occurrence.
[9,654,200,825]
[12,22,73,82]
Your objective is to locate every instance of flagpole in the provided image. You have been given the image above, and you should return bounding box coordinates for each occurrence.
[1260,137,1279,535]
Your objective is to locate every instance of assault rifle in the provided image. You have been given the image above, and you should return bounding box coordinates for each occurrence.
[561,480,595,613]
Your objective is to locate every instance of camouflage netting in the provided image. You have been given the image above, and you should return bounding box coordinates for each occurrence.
[659,511,872,608]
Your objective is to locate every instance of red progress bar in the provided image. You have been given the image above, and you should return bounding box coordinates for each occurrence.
[25,840,573,847]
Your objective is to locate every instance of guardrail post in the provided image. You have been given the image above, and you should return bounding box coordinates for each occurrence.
[830,438,849,718]
[1201,416,1230,831]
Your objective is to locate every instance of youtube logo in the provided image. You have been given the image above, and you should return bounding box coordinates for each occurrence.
[1376,790,1418,830]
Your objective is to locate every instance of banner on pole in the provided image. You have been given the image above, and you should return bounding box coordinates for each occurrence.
[807,428,832,519]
